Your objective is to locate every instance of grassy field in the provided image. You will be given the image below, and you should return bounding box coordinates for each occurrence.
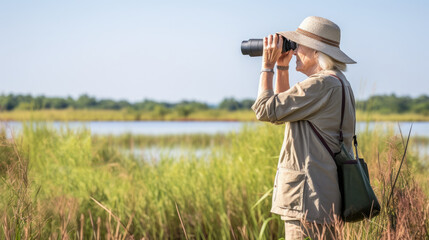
[0,123,428,239]
[0,109,429,122]
[0,109,256,122]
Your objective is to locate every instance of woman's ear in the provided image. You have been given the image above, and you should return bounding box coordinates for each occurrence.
[313,50,319,57]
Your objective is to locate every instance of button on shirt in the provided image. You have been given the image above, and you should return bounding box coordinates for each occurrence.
[251,69,356,223]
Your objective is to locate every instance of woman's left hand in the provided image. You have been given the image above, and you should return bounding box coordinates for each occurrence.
[277,50,294,67]
[262,34,283,69]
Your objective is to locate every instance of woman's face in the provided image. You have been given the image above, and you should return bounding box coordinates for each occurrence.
[294,44,319,76]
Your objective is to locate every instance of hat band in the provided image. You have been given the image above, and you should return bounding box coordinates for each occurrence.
[296,28,340,47]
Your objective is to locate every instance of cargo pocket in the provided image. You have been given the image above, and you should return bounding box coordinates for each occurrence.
[276,168,305,211]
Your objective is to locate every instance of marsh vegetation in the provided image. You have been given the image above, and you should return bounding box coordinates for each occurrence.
[0,123,428,239]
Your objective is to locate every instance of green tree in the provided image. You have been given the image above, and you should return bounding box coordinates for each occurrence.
[240,99,254,110]
[32,96,45,110]
[219,98,241,111]
[75,94,97,109]
[411,95,429,115]
[0,94,19,111]
[176,105,193,117]
[134,100,171,111]
[153,105,170,118]
[98,99,121,110]
[51,98,69,109]
[16,102,34,110]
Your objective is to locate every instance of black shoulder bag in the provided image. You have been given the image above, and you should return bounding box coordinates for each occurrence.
[308,75,381,222]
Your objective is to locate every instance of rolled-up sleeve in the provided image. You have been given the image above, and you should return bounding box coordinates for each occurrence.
[252,77,335,124]
[251,89,277,122]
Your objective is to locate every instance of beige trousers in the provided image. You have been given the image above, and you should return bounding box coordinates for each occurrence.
[284,220,335,240]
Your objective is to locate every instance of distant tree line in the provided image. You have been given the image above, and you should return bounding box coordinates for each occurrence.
[0,93,428,115]
[0,94,255,112]
[356,94,429,115]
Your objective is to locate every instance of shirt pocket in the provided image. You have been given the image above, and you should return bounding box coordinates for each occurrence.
[275,168,306,211]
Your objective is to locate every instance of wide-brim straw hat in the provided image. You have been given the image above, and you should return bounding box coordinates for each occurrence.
[278,16,356,64]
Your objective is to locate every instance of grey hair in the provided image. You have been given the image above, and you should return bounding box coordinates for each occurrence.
[317,52,347,72]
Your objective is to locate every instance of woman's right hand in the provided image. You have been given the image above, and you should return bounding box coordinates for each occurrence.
[262,34,282,69]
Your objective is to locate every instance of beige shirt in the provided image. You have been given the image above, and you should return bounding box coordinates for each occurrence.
[252,69,356,224]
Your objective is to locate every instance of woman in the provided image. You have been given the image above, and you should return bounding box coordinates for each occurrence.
[252,16,356,239]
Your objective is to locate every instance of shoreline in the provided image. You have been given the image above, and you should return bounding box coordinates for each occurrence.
[0,109,428,122]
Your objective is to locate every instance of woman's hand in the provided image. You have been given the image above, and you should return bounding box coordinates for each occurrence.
[277,50,293,67]
[262,34,282,69]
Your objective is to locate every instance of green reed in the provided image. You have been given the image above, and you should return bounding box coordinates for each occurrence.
[0,122,428,239]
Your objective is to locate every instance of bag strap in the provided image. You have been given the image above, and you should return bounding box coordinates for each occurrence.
[308,122,335,158]
[337,75,345,142]
[308,74,346,158]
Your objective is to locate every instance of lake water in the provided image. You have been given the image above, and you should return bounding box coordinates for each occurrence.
[2,120,428,163]
[1,120,428,137]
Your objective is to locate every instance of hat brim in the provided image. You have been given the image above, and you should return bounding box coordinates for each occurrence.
[278,31,356,64]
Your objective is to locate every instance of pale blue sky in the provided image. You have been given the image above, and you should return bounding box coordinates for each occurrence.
[1,0,428,104]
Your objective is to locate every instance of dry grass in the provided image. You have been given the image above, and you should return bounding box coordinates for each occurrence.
[293,127,429,240]
[0,135,135,239]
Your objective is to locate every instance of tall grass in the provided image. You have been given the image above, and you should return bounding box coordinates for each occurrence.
[0,122,428,239]
[92,133,230,149]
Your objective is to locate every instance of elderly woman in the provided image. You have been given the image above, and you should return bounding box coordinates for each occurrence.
[252,16,356,239]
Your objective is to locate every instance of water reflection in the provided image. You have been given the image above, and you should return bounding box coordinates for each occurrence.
[1,121,428,137]
[1,121,249,137]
